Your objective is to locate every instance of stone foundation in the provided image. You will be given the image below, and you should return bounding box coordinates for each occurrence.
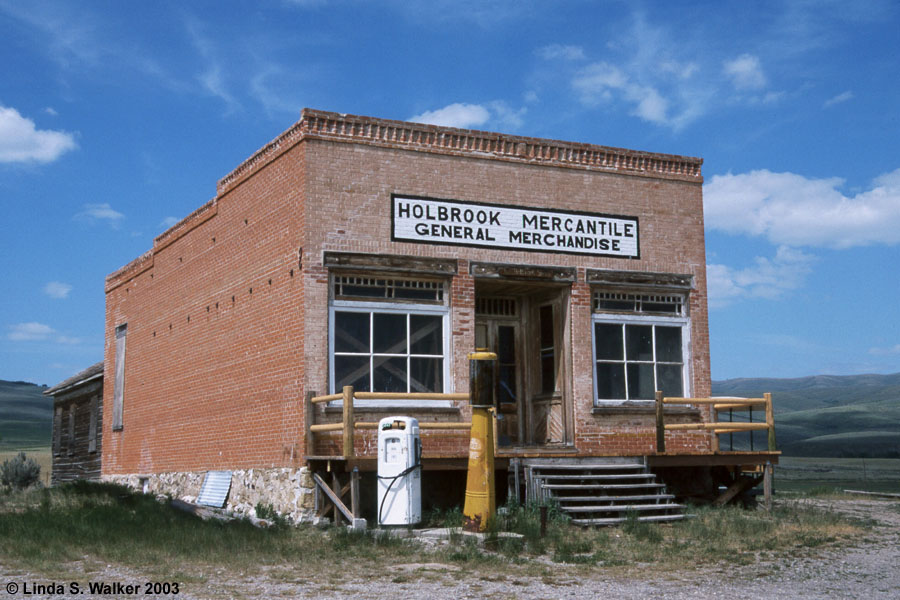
[104,467,318,524]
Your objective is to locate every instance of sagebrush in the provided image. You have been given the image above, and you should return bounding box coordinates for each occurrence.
[0,452,41,490]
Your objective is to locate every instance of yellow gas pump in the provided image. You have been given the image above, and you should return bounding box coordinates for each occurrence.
[463,351,497,532]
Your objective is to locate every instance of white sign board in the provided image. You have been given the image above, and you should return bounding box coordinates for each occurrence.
[391,195,639,258]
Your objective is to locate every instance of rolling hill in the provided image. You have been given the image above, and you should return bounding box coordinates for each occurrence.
[1,372,898,457]
[712,373,900,458]
[0,380,52,449]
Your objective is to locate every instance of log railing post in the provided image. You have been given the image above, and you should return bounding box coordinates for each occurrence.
[765,392,776,451]
[342,385,355,459]
[304,390,317,458]
[655,391,665,454]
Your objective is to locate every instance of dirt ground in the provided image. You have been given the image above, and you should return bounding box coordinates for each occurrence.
[3,497,898,599]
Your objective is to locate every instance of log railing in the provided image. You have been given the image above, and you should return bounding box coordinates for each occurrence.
[655,392,776,454]
[305,386,472,459]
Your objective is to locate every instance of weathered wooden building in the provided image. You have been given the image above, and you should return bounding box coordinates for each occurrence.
[100,109,777,523]
[45,362,104,485]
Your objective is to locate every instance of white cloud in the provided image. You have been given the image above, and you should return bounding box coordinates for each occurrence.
[707,246,815,308]
[409,101,527,131]
[44,107,58,116]
[535,44,585,61]
[824,90,854,108]
[573,62,684,128]
[75,203,125,227]
[44,281,72,299]
[160,216,180,229]
[0,105,77,163]
[704,168,900,248]
[868,344,900,356]
[410,103,490,128]
[723,54,767,90]
[8,322,55,341]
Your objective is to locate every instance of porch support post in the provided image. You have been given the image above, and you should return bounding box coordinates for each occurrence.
[765,393,776,451]
[342,385,355,459]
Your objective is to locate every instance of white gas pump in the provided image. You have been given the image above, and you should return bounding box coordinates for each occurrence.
[377,416,422,526]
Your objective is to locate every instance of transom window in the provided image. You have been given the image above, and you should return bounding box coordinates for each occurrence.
[592,291,684,315]
[333,275,444,303]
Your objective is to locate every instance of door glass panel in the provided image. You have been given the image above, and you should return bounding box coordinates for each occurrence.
[409,314,442,355]
[334,355,370,391]
[627,363,655,400]
[497,325,515,363]
[625,325,653,361]
[334,312,369,353]
[655,326,682,363]
[372,356,407,392]
[539,305,555,394]
[595,363,625,399]
[594,323,623,360]
[474,323,488,349]
[373,313,406,354]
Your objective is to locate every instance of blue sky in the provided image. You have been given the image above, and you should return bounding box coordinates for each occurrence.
[2,0,898,386]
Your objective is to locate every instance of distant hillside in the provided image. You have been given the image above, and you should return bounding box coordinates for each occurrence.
[0,380,52,449]
[712,373,900,458]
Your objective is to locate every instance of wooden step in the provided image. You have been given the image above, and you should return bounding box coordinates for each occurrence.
[540,473,654,481]
[560,503,684,513]
[529,463,645,471]
[543,482,666,490]
[557,494,675,503]
[571,513,687,526]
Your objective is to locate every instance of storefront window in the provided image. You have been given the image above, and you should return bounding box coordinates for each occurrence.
[592,291,689,404]
[330,275,448,397]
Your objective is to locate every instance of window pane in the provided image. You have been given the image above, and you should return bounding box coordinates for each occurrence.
[540,352,555,394]
[341,279,387,298]
[373,356,407,392]
[335,355,370,392]
[627,363,655,400]
[655,326,683,363]
[595,363,625,399]
[410,314,442,355]
[642,301,679,314]
[373,313,407,354]
[657,364,683,398]
[626,325,653,361]
[594,323,623,360]
[334,312,369,353]
[410,357,442,393]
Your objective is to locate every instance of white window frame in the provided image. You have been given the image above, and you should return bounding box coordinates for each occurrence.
[591,312,691,406]
[329,300,452,408]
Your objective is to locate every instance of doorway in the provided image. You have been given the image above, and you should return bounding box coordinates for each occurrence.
[474,284,570,447]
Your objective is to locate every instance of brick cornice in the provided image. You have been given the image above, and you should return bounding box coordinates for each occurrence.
[217,108,703,195]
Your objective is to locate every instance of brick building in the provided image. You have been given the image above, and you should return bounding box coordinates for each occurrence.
[101,109,768,521]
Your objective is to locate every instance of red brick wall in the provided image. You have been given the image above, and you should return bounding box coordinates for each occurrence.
[103,113,711,476]
[102,143,307,474]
